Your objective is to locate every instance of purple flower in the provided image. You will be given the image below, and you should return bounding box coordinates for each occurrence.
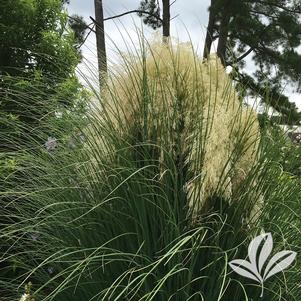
[44,137,57,151]
[30,233,39,241]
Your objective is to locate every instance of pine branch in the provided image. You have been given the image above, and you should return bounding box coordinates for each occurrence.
[170,14,179,21]
[68,15,96,33]
[77,24,95,49]
[231,67,300,123]
[227,23,274,66]
[246,0,301,14]
[226,46,254,65]
[99,10,163,23]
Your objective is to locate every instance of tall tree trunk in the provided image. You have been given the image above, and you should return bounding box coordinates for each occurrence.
[162,0,170,41]
[216,0,232,65]
[203,0,216,60]
[94,0,107,88]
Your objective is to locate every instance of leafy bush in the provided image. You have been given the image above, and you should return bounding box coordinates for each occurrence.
[263,123,301,177]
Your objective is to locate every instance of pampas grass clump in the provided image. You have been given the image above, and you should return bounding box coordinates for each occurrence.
[3,35,301,301]
[99,39,261,219]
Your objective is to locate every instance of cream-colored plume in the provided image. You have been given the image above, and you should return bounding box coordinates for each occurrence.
[99,39,261,220]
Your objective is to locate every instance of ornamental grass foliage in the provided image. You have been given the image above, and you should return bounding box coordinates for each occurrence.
[1,36,301,301]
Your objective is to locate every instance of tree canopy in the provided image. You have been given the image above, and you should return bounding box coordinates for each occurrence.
[138,0,162,29]
[138,0,171,39]
[204,0,301,123]
[0,0,80,77]
[0,0,87,148]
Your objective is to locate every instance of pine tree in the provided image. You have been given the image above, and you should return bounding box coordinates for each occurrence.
[138,0,162,29]
[204,0,301,123]
[94,0,107,88]
[68,15,88,51]
[138,0,171,40]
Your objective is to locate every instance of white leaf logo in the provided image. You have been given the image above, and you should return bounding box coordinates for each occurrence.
[229,232,296,297]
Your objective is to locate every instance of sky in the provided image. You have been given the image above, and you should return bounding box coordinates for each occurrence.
[68,0,211,64]
[67,0,300,110]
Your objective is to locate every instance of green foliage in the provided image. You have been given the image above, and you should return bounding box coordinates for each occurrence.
[0,0,89,284]
[0,0,84,134]
[68,15,88,50]
[262,122,301,177]
[0,73,88,150]
[138,0,162,29]
[0,75,89,300]
[1,38,301,301]
[208,0,301,123]
[0,0,77,74]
